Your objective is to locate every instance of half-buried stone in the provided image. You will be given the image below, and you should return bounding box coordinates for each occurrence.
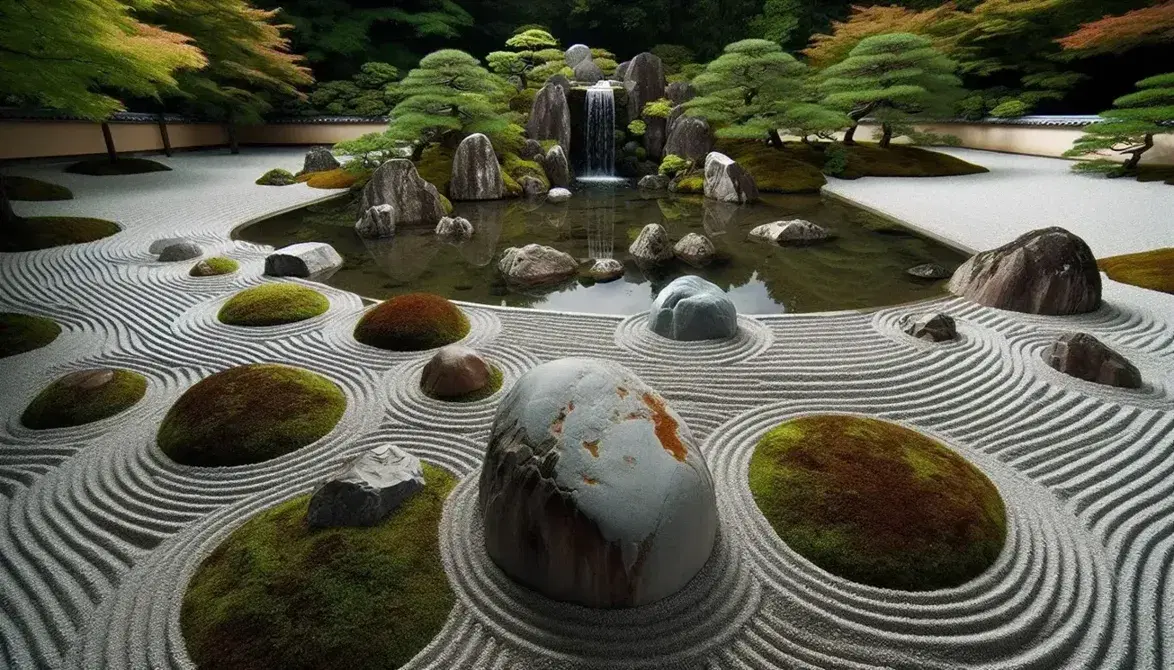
[307,445,425,528]
[22,368,147,429]
[649,275,738,341]
[157,241,202,262]
[354,293,469,351]
[479,357,718,608]
[420,344,503,402]
[1044,332,1142,388]
[264,242,343,278]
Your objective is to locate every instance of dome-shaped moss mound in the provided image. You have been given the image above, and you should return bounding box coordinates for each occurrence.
[181,463,456,670]
[217,283,329,326]
[0,312,62,358]
[189,256,239,277]
[1,216,120,252]
[22,368,147,429]
[749,415,1006,591]
[4,176,73,201]
[158,364,345,467]
[354,293,469,351]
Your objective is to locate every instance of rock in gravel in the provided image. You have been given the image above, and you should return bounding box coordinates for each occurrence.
[264,242,343,278]
[1044,332,1142,388]
[359,159,446,227]
[435,216,473,241]
[478,357,718,608]
[907,263,951,280]
[499,243,578,287]
[703,151,758,204]
[586,258,624,282]
[307,445,425,528]
[628,223,673,264]
[749,219,831,245]
[638,174,669,190]
[449,133,504,201]
[355,204,396,239]
[302,146,340,174]
[149,237,189,254]
[157,241,202,262]
[948,227,1101,315]
[674,233,716,267]
[421,344,491,398]
[547,187,572,203]
[649,275,738,341]
[901,312,957,342]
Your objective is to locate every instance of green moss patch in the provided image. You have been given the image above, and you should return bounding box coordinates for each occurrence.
[181,463,455,670]
[256,168,296,186]
[296,168,360,190]
[218,284,329,327]
[672,174,704,193]
[64,157,171,176]
[716,140,827,193]
[749,415,1006,591]
[1098,247,1174,294]
[0,312,61,358]
[4,176,73,201]
[190,256,239,277]
[354,293,469,351]
[423,365,503,403]
[502,152,550,189]
[415,145,455,195]
[1,216,120,252]
[783,142,988,179]
[22,369,147,429]
[158,364,345,467]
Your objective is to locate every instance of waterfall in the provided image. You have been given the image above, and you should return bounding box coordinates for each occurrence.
[584,81,615,178]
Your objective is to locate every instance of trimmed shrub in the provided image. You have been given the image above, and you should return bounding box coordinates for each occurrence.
[218,284,329,327]
[354,293,469,351]
[659,154,691,177]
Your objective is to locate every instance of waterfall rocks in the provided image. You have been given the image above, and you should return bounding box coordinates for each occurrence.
[673,233,716,267]
[522,139,544,160]
[565,44,592,68]
[519,175,548,198]
[666,81,696,104]
[478,357,719,608]
[421,344,492,399]
[638,174,670,190]
[584,83,617,175]
[907,263,951,279]
[528,82,572,153]
[156,241,202,262]
[587,258,624,282]
[1044,332,1142,388]
[498,244,578,288]
[302,146,340,174]
[615,60,631,81]
[264,242,344,278]
[901,312,957,343]
[628,223,674,264]
[546,73,572,96]
[307,445,425,528]
[573,59,604,83]
[703,152,759,204]
[750,219,832,245]
[547,187,572,203]
[435,216,473,241]
[450,133,504,201]
[542,145,571,187]
[623,52,667,159]
[948,227,1101,315]
[664,116,714,161]
[649,275,738,341]
[356,204,395,239]
[360,159,446,227]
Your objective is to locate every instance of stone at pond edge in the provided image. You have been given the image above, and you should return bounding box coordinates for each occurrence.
[586,258,624,282]
[435,216,473,241]
[704,152,758,204]
[673,233,715,267]
[629,223,673,264]
[420,344,491,398]
[478,357,718,608]
[157,241,202,262]
[907,263,951,280]
[450,133,504,201]
[499,244,578,287]
[947,227,1101,315]
[650,275,738,341]
[638,174,669,190]
[901,312,957,343]
[359,159,446,227]
[664,116,713,162]
[547,187,572,204]
[519,176,548,198]
[527,83,572,157]
[356,204,395,239]
[303,146,340,174]
[565,44,591,67]
[749,219,831,246]
[1044,332,1141,388]
[264,242,344,278]
[543,145,571,188]
[307,445,425,528]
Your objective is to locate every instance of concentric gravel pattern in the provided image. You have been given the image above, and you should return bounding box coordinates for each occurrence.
[1,149,1172,669]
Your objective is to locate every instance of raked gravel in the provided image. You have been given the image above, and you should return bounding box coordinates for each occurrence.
[1,148,1172,669]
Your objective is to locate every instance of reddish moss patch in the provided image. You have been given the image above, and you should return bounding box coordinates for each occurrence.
[353,293,469,351]
[1098,248,1174,294]
[297,168,358,189]
[642,392,687,462]
[749,415,1006,591]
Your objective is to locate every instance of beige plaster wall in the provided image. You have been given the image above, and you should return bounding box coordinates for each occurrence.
[235,123,387,145]
[0,121,228,160]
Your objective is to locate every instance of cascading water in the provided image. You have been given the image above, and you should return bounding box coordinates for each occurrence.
[583,81,616,178]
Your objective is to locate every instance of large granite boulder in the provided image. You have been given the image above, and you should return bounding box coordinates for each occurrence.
[666,81,695,105]
[307,445,424,528]
[664,116,713,161]
[749,219,831,246]
[435,216,473,241]
[947,227,1101,315]
[586,258,624,282]
[264,242,343,278]
[450,133,503,201]
[302,146,340,174]
[628,223,673,264]
[355,204,395,239]
[901,312,957,343]
[499,244,578,287]
[360,159,446,226]
[421,344,491,398]
[542,145,571,188]
[1044,332,1141,388]
[615,60,631,81]
[157,241,202,262]
[649,275,738,341]
[704,152,758,204]
[478,357,718,608]
[573,59,604,83]
[565,44,592,68]
[674,233,716,267]
[527,83,572,153]
[623,52,666,123]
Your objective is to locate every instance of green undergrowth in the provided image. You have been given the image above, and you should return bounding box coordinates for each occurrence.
[256,168,296,186]
[65,157,171,176]
[716,140,828,193]
[22,369,147,429]
[415,145,455,196]
[783,142,988,179]
[4,176,73,201]
[423,364,503,402]
[1098,247,1174,294]
[218,283,329,326]
[0,312,61,358]
[1,216,120,252]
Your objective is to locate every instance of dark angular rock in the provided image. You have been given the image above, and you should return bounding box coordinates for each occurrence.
[1044,332,1141,388]
[665,81,695,105]
[901,312,957,342]
[664,116,713,161]
[307,445,425,528]
[302,146,340,174]
[359,159,445,226]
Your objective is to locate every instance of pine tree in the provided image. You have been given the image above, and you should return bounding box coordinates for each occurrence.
[486,29,562,90]
[1063,73,1174,174]
[820,33,964,147]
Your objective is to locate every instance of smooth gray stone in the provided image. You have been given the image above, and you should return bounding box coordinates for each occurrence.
[547,187,572,203]
[649,275,738,341]
[499,243,578,287]
[264,242,343,278]
[307,445,425,528]
[565,44,592,68]
[157,241,202,262]
[673,232,715,267]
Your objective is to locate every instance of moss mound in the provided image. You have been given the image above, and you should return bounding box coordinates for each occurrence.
[749,415,1006,591]
[784,142,988,179]
[182,463,456,670]
[1099,247,1174,294]
[22,369,147,429]
[671,174,704,193]
[0,312,62,358]
[64,157,171,176]
[256,168,296,186]
[218,283,329,326]
[502,152,550,189]
[716,140,828,193]
[296,168,359,190]
[1,216,120,252]
[4,176,73,201]
[423,365,503,403]
[415,145,455,195]
[158,364,345,467]
[189,256,239,277]
[354,293,469,351]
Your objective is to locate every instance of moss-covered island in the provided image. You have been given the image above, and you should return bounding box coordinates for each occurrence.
[1098,247,1174,294]
[1,216,121,252]
[354,293,470,351]
[0,312,62,358]
[65,157,172,176]
[749,414,1006,591]
[3,176,74,201]
[22,368,148,430]
[189,256,240,277]
[217,283,329,326]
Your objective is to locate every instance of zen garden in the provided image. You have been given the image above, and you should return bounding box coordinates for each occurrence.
[2,0,1174,669]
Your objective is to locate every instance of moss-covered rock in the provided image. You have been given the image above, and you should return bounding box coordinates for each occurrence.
[181,463,455,670]
[189,257,239,277]
[354,293,469,351]
[1098,247,1174,294]
[749,415,1006,591]
[439,193,454,215]
[157,364,345,467]
[502,152,550,190]
[218,284,329,327]
[0,312,61,358]
[296,168,360,190]
[415,145,455,196]
[64,158,171,176]
[22,369,147,429]
[502,171,523,197]
[670,174,704,194]
[717,139,828,193]
[1,216,120,252]
[3,176,73,201]
[255,168,296,186]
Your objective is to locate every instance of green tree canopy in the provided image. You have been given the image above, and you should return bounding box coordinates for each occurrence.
[486,28,562,89]
[307,62,399,116]
[1064,72,1174,172]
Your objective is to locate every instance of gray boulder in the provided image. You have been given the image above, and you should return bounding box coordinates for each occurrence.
[673,233,716,267]
[948,227,1102,315]
[543,145,571,188]
[360,159,445,227]
[302,146,340,174]
[666,81,695,105]
[704,152,758,204]
[307,445,425,528]
[638,174,669,190]
[421,344,491,398]
[666,105,686,136]
[750,219,831,245]
[450,133,504,201]
[435,216,473,241]
[565,44,592,68]
[264,242,343,278]
[546,73,572,96]
[499,243,578,287]
[573,59,604,83]
[628,223,674,264]
[527,83,572,156]
[615,60,631,81]
[644,117,667,161]
[650,275,738,341]
[157,241,202,262]
[355,204,395,239]
[664,116,713,161]
[149,237,189,254]
[522,139,544,160]
[907,263,951,279]
[623,52,666,123]
[901,312,957,342]
[519,175,548,198]
[1044,332,1141,388]
[547,187,572,203]
[478,357,718,608]
[586,258,624,282]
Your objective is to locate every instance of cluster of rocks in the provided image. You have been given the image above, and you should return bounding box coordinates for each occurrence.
[565,44,604,83]
[150,238,203,262]
[629,223,718,267]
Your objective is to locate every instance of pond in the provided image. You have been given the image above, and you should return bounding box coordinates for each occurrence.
[236,183,966,315]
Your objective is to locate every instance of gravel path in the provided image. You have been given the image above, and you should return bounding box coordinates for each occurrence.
[1,148,1172,669]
